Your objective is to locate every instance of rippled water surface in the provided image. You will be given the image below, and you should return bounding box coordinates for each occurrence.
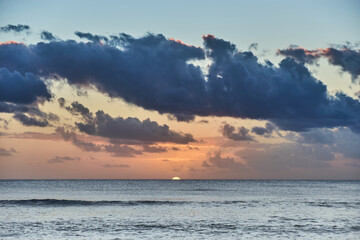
[0,180,359,239]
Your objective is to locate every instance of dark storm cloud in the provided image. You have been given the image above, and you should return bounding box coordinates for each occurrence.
[75,31,108,43]
[40,31,57,41]
[76,110,195,144]
[0,68,51,104]
[0,24,30,33]
[13,113,49,127]
[1,33,360,132]
[0,147,16,157]
[220,123,253,141]
[48,155,80,163]
[277,47,360,82]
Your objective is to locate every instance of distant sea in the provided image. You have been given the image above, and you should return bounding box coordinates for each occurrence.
[0,180,359,239]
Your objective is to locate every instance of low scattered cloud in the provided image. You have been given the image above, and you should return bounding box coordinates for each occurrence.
[75,109,196,144]
[202,151,244,170]
[0,24,30,33]
[102,164,129,168]
[48,155,80,163]
[0,147,16,157]
[251,122,277,137]
[220,123,254,141]
[13,113,49,127]
[40,31,57,41]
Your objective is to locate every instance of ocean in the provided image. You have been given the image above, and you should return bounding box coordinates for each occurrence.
[0,180,359,239]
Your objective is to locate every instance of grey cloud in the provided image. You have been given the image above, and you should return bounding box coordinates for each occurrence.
[202,151,245,171]
[220,123,254,141]
[13,113,49,127]
[102,164,130,168]
[277,47,360,82]
[75,31,108,43]
[65,101,93,122]
[58,97,66,108]
[237,143,334,172]
[248,43,258,51]
[102,144,142,157]
[48,155,80,163]
[0,147,16,156]
[0,24,30,33]
[76,110,195,144]
[56,127,144,157]
[40,31,57,41]
[251,122,277,137]
[142,145,167,153]
[167,113,195,122]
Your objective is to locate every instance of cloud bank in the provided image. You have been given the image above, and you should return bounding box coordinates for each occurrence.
[1,31,360,133]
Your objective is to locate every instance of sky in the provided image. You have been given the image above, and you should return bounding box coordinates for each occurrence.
[0,0,359,179]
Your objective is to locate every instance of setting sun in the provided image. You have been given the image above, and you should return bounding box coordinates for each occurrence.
[172,176,181,180]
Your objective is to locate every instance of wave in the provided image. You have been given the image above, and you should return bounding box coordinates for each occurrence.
[0,199,191,207]
[0,199,259,207]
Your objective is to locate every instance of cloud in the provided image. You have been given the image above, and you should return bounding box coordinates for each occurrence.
[75,31,108,43]
[237,143,334,172]
[1,33,360,132]
[65,101,93,122]
[0,118,9,129]
[167,113,195,122]
[48,155,80,163]
[251,122,277,137]
[0,147,16,156]
[248,43,258,51]
[142,145,167,153]
[58,97,66,108]
[0,102,29,113]
[56,127,102,152]
[202,151,245,171]
[102,164,130,168]
[285,127,360,160]
[220,123,254,141]
[277,46,360,82]
[0,24,30,33]
[40,31,57,41]
[0,102,59,127]
[0,68,51,104]
[55,127,145,157]
[102,144,142,157]
[13,113,49,127]
[75,110,195,144]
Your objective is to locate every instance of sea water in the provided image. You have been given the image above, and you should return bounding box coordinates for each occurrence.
[0,180,359,239]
